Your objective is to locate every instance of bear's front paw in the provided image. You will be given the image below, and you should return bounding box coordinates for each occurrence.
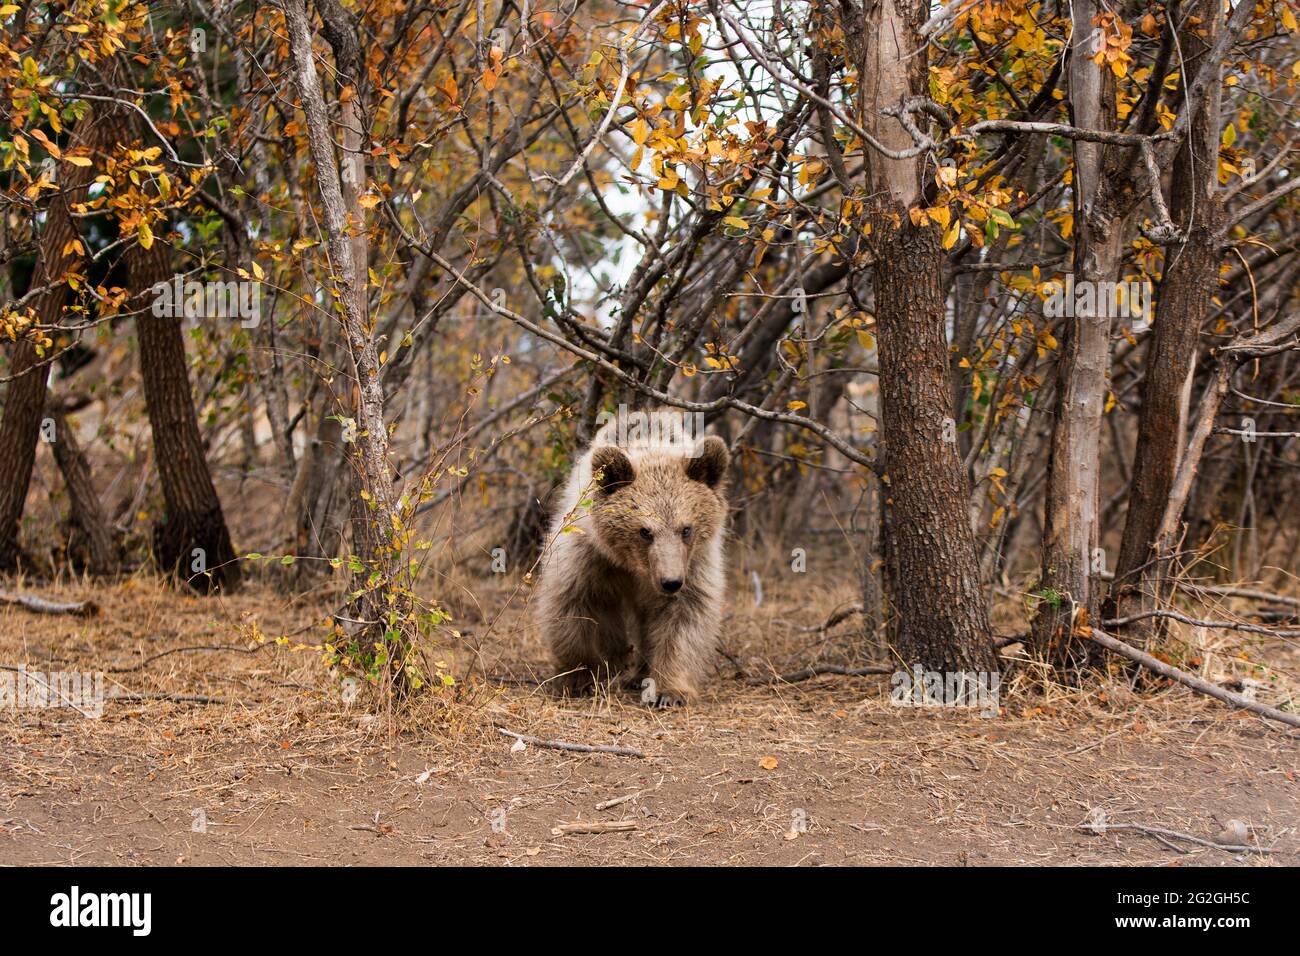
[639,677,688,708]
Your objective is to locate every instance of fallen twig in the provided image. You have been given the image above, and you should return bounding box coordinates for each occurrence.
[550,820,639,835]
[1104,609,1300,637]
[1184,584,1300,612]
[109,642,270,673]
[1086,628,1300,729]
[109,691,226,706]
[797,603,863,633]
[756,663,892,685]
[595,791,642,811]
[1080,820,1272,855]
[0,590,98,617]
[497,727,645,758]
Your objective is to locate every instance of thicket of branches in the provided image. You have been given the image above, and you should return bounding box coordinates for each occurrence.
[2,0,1298,719]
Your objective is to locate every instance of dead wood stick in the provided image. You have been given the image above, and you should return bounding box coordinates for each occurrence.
[497,727,645,758]
[0,590,98,617]
[1182,584,1300,612]
[757,663,892,685]
[797,603,864,633]
[551,820,639,835]
[108,642,271,673]
[1086,628,1300,729]
[1080,821,1272,855]
[111,691,226,707]
[1104,609,1300,637]
[595,791,642,811]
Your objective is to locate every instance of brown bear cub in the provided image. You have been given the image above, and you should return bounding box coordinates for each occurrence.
[536,409,730,708]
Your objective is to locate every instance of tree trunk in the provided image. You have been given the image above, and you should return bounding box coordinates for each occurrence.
[874,226,998,672]
[0,122,98,571]
[129,237,241,591]
[49,408,118,574]
[1107,0,1224,639]
[1031,0,1123,663]
[852,0,996,672]
[285,0,416,693]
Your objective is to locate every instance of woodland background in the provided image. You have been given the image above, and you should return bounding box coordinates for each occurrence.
[0,2,1298,864]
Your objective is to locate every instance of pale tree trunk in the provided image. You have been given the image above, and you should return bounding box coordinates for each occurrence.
[1031,0,1124,663]
[1107,0,1224,640]
[851,0,996,672]
[285,0,416,688]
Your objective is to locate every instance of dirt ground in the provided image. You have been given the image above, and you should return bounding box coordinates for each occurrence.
[1,573,1296,866]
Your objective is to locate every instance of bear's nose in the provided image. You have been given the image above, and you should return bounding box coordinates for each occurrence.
[661,578,683,594]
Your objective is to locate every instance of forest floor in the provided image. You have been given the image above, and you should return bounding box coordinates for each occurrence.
[1,573,1296,867]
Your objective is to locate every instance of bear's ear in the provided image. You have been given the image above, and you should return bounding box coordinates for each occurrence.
[591,445,635,496]
[686,435,730,488]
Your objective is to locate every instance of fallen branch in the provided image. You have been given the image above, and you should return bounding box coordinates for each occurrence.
[1183,584,1300,613]
[108,642,271,673]
[757,663,892,685]
[1085,628,1300,729]
[497,727,646,758]
[595,791,642,811]
[797,603,863,633]
[1103,609,1300,638]
[1080,820,1272,855]
[109,691,226,705]
[0,590,98,617]
[550,820,639,835]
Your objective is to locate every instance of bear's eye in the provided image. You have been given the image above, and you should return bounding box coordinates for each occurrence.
[681,526,692,541]
[639,528,653,541]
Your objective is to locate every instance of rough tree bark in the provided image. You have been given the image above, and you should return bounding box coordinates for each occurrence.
[1107,0,1224,639]
[0,119,99,571]
[128,235,241,591]
[48,407,118,574]
[853,0,996,672]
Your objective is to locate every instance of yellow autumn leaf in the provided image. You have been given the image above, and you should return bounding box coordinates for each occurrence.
[759,756,778,770]
[137,221,154,249]
[723,215,747,230]
[942,219,961,249]
[29,128,59,159]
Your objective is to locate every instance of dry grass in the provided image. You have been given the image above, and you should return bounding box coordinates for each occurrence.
[0,568,1296,866]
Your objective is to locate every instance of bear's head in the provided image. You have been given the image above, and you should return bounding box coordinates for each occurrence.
[589,436,729,596]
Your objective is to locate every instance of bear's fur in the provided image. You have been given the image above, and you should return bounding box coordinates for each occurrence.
[535,410,730,707]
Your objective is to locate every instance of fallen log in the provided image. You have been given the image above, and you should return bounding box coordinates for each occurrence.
[1086,627,1300,729]
[0,590,99,617]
